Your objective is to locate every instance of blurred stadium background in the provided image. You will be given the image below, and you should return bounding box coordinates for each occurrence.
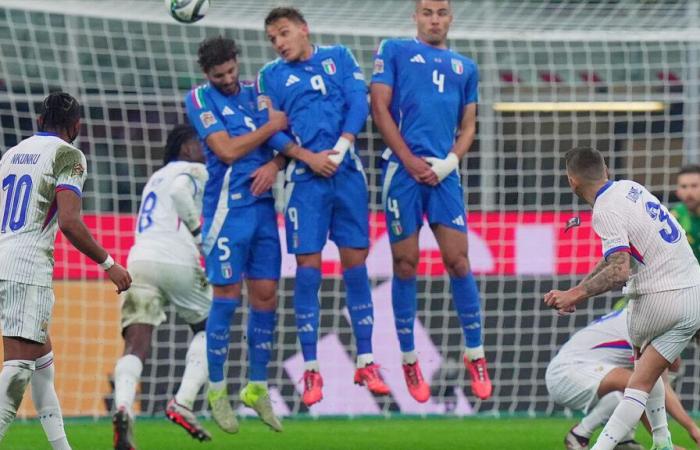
[1,0,699,431]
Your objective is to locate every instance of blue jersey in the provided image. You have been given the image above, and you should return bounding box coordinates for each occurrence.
[185,81,274,218]
[371,38,478,161]
[257,45,368,181]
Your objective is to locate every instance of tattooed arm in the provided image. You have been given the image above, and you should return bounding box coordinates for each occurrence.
[544,252,630,312]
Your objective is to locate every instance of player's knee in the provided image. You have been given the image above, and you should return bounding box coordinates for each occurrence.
[393,256,418,279]
[445,256,470,278]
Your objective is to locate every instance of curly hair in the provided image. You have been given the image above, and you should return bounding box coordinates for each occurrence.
[197,36,238,73]
[163,123,198,165]
[39,91,81,135]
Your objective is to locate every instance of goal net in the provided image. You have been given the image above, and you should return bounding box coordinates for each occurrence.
[1,0,699,418]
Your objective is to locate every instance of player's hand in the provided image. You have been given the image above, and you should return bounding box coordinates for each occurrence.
[107,263,132,294]
[267,106,288,133]
[307,150,339,177]
[544,289,579,315]
[689,425,700,446]
[250,161,279,196]
[425,153,459,183]
[404,155,438,186]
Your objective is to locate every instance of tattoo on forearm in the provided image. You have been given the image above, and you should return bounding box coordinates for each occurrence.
[582,258,608,284]
[580,252,629,298]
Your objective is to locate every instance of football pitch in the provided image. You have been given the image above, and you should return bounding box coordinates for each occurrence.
[4,416,698,450]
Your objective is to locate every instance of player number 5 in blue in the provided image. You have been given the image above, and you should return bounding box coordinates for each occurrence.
[137,191,157,232]
[432,70,445,93]
[1,174,33,233]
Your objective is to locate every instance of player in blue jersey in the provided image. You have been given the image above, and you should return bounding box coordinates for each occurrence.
[370,0,492,402]
[259,7,390,407]
[184,36,291,433]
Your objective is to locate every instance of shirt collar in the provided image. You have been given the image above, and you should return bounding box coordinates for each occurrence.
[595,180,615,201]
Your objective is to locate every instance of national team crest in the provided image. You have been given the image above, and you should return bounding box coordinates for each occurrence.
[221,262,233,279]
[391,220,403,237]
[451,58,464,75]
[322,58,337,75]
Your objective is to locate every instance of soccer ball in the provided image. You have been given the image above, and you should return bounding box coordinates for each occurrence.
[165,0,210,24]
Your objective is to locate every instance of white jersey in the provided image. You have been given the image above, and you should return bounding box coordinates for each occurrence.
[550,308,633,368]
[127,161,207,267]
[593,180,700,294]
[0,133,87,287]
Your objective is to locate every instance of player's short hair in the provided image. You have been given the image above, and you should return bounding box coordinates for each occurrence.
[415,0,451,7]
[163,123,197,165]
[677,164,700,178]
[564,147,607,181]
[264,7,307,27]
[38,91,80,135]
[197,36,238,73]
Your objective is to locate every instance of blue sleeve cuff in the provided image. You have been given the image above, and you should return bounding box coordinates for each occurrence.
[342,92,369,137]
[56,184,82,197]
[267,132,293,152]
[604,246,630,260]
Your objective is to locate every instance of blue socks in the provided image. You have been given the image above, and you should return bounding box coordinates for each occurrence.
[294,267,321,362]
[450,273,483,348]
[344,265,374,355]
[206,296,240,383]
[247,308,276,382]
[392,276,417,352]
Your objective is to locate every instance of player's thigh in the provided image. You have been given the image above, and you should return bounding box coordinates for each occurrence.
[426,175,467,234]
[330,169,370,250]
[284,179,332,254]
[247,199,282,282]
[432,224,469,275]
[0,280,54,345]
[120,261,167,330]
[597,367,633,397]
[545,360,616,412]
[160,264,212,326]
[205,208,255,285]
[644,285,700,363]
[382,161,422,243]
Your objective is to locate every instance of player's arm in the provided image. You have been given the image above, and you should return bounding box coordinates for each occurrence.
[170,167,206,243]
[663,373,700,445]
[250,152,287,197]
[425,104,476,182]
[56,190,131,293]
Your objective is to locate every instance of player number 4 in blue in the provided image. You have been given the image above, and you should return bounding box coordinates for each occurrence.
[1,174,33,233]
[432,70,445,93]
[645,201,681,244]
[137,191,157,232]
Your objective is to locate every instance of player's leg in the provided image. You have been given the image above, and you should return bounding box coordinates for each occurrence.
[383,162,429,402]
[0,281,66,448]
[429,175,492,400]
[285,180,331,406]
[165,267,212,441]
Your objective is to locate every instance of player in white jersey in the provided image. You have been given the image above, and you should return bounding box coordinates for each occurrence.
[111,125,212,450]
[545,147,700,450]
[547,308,700,450]
[0,92,131,449]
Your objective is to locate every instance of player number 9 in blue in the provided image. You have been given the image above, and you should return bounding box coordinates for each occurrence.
[310,75,327,96]
[137,191,157,233]
[645,201,681,244]
[288,207,299,231]
[1,174,33,233]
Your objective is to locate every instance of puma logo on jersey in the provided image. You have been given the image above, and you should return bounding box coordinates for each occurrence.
[285,74,300,86]
[222,106,234,116]
[452,215,465,226]
[410,54,426,64]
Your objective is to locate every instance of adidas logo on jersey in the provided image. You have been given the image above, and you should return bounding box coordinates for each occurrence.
[255,342,272,350]
[222,106,234,116]
[286,74,301,86]
[298,324,314,333]
[452,215,465,226]
[358,316,374,326]
[410,54,426,64]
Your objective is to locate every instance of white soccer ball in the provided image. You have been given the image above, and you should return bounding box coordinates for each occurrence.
[165,0,210,24]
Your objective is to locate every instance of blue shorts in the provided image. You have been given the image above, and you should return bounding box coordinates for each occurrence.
[381,161,467,243]
[203,198,281,285]
[284,168,370,254]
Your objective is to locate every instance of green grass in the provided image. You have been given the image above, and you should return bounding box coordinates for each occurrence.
[4,416,698,450]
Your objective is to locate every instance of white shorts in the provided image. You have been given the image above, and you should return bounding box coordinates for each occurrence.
[545,359,619,412]
[120,260,212,329]
[0,280,54,344]
[627,284,700,363]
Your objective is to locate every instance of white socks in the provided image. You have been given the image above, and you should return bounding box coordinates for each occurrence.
[592,388,648,450]
[304,360,320,372]
[356,353,374,369]
[401,351,417,365]
[114,354,143,416]
[175,332,208,409]
[575,392,622,438]
[464,346,485,361]
[646,377,671,446]
[0,360,35,441]
[31,352,71,450]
